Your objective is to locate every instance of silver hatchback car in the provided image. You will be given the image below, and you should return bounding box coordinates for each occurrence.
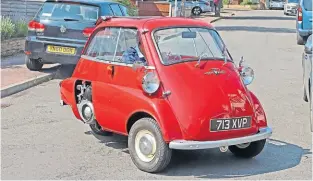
[302,34,313,131]
[169,0,213,16]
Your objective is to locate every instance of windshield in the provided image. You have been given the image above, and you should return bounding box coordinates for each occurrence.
[37,2,99,22]
[303,0,312,11]
[153,27,231,65]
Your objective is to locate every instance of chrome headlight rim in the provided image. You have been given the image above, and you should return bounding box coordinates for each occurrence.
[142,72,160,94]
[240,66,254,86]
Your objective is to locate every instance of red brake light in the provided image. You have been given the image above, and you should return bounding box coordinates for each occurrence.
[298,7,302,21]
[83,27,95,37]
[28,20,45,32]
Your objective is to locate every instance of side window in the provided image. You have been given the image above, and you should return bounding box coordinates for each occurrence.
[119,5,129,16]
[84,27,144,64]
[101,4,113,16]
[110,4,123,16]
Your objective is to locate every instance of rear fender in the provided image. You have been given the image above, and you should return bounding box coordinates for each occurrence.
[60,77,81,120]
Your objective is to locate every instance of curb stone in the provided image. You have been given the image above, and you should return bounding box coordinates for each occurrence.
[1,72,56,98]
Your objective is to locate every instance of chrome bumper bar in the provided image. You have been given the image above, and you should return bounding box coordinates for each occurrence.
[169,127,272,150]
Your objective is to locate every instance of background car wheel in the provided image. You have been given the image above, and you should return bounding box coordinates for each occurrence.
[304,87,308,102]
[229,139,266,158]
[26,57,43,71]
[90,121,113,136]
[192,6,202,16]
[297,33,306,45]
[128,117,172,173]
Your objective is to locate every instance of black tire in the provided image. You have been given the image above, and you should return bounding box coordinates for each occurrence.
[90,121,113,136]
[229,139,266,158]
[297,33,306,45]
[304,86,308,102]
[26,57,43,71]
[192,6,202,16]
[128,118,172,173]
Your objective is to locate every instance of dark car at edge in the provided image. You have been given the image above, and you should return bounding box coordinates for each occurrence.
[24,0,129,71]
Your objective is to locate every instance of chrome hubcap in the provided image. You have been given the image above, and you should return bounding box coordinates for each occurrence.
[236,142,250,149]
[82,105,93,120]
[135,130,156,162]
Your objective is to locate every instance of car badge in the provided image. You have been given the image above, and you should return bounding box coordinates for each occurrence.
[60,25,67,33]
[204,68,225,75]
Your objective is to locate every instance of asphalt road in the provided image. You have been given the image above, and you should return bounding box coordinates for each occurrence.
[1,10,312,180]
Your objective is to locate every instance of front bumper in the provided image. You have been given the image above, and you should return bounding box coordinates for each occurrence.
[169,127,272,150]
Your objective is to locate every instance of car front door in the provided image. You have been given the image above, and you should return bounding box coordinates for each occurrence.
[84,27,148,134]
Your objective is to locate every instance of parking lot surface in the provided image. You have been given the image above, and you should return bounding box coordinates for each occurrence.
[1,10,312,179]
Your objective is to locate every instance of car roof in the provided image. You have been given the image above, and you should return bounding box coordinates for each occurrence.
[97,16,214,31]
[45,0,118,6]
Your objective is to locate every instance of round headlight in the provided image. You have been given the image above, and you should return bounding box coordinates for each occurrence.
[142,72,160,94]
[240,66,254,85]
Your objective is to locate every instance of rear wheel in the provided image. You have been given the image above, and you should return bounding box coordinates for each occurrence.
[128,118,172,173]
[297,33,307,45]
[26,57,43,71]
[192,6,202,16]
[229,139,266,158]
[90,121,113,136]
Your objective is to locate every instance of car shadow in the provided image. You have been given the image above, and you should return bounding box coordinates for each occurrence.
[215,26,296,33]
[84,132,312,178]
[53,64,76,80]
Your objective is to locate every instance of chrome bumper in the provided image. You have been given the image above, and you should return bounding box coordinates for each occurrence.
[169,127,272,150]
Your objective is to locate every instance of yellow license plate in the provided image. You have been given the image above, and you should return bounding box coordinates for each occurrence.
[46,45,76,55]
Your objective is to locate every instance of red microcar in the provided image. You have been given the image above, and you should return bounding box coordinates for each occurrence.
[59,16,272,173]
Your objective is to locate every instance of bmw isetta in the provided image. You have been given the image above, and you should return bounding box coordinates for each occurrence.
[59,16,273,173]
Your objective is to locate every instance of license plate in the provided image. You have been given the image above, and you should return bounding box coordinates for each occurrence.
[46,45,76,55]
[210,117,251,131]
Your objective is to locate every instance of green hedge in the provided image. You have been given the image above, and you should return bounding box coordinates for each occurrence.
[1,16,28,41]
[115,0,138,16]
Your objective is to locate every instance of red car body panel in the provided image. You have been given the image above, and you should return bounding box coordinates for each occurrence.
[60,17,268,142]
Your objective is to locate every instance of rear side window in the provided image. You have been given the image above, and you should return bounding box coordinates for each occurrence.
[119,5,129,16]
[110,4,123,16]
[84,27,139,64]
[303,0,312,11]
[101,4,114,15]
[37,2,99,22]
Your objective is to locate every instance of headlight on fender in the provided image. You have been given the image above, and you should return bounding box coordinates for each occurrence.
[240,66,254,85]
[142,72,160,94]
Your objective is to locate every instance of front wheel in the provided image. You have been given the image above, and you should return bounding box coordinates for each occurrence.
[128,118,172,173]
[229,139,266,158]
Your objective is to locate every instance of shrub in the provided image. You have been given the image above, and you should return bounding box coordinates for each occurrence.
[15,19,28,37]
[115,0,138,16]
[1,16,16,40]
[240,0,253,5]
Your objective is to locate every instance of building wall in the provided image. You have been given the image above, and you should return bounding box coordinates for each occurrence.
[1,0,45,22]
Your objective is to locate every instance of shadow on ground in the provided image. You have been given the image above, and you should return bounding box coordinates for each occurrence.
[215,26,296,33]
[223,15,296,21]
[86,132,312,179]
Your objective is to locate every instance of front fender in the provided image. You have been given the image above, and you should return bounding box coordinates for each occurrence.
[249,91,268,128]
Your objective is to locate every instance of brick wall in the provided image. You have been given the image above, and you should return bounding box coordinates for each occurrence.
[1,38,26,57]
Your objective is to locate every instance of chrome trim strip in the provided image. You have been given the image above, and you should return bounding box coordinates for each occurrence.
[36,36,86,43]
[80,55,155,70]
[169,127,272,150]
[32,39,85,48]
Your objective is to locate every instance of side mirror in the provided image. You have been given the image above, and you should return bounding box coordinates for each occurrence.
[132,60,145,71]
[238,56,244,67]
